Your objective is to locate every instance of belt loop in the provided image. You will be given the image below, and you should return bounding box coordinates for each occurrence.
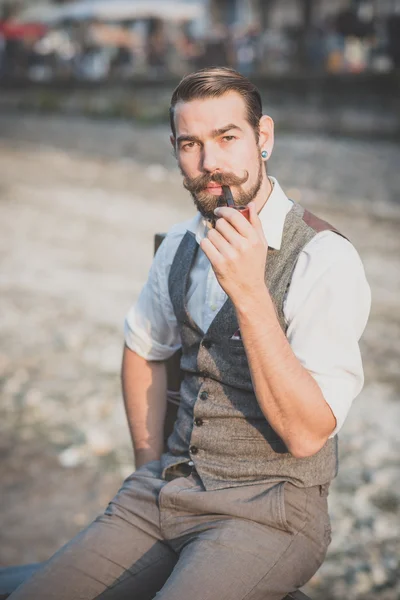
[319,483,330,497]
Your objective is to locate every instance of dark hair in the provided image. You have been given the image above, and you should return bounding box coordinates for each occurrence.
[169,67,263,140]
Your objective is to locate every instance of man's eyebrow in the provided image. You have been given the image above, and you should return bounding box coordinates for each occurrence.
[176,124,243,146]
[176,134,201,146]
[211,124,243,137]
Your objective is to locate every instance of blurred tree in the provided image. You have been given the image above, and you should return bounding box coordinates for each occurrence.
[1,0,21,20]
[258,0,275,30]
[387,11,400,68]
[209,0,236,25]
[298,0,315,70]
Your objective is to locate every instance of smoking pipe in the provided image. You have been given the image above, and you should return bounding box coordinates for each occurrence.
[221,186,251,221]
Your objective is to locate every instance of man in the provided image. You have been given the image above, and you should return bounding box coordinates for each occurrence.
[8,67,371,600]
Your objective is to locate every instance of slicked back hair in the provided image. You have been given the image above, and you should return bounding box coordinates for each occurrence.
[169,67,263,141]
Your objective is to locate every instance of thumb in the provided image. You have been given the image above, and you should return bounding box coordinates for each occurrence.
[248,201,261,230]
[248,201,268,248]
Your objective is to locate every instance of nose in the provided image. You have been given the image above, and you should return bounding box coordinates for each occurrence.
[201,142,221,174]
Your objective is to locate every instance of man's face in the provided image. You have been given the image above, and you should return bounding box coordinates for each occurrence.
[172,91,265,221]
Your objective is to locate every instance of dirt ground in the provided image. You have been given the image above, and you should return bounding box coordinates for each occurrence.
[0,114,399,599]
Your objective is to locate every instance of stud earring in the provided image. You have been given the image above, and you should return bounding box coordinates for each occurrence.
[261,150,268,159]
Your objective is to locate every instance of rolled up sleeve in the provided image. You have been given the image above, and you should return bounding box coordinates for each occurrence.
[124,235,181,361]
[284,232,371,437]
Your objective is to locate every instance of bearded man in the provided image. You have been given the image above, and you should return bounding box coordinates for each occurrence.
[8,68,371,600]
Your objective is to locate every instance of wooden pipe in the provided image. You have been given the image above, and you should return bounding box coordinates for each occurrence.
[222,186,250,221]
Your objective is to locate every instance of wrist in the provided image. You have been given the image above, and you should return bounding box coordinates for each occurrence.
[134,447,161,469]
[234,284,272,319]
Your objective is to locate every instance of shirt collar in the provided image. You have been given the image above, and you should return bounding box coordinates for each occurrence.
[193,176,293,250]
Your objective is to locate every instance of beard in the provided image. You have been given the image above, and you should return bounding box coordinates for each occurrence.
[181,158,264,221]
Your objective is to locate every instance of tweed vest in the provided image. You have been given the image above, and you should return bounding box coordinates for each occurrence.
[160,202,344,491]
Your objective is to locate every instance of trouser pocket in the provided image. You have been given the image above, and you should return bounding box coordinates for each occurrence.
[277,481,308,534]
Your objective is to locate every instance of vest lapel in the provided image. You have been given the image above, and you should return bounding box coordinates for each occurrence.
[168,231,204,336]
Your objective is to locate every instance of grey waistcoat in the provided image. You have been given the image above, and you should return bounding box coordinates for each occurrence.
[160,202,344,491]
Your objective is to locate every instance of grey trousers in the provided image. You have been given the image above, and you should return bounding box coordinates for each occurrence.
[8,460,331,600]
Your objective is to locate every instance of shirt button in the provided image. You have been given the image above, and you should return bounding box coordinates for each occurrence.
[194,417,203,426]
[189,445,198,455]
[199,391,208,401]
[202,339,212,349]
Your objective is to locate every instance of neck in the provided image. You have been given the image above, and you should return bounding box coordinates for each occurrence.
[254,173,273,214]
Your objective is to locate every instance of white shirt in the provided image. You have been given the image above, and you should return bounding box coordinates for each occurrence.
[125,177,371,437]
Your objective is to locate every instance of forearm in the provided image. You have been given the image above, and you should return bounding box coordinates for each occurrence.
[121,344,167,468]
[235,286,336,458]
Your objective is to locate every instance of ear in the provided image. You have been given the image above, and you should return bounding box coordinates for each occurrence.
[258,115,274,159]
[170,135,177,158]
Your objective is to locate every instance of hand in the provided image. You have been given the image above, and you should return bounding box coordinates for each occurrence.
[200,201,268,304]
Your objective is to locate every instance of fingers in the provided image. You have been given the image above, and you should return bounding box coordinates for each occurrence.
[214,216,242,246]
[214,203,267,249]
[214,206,254,238]
[200,237,223,267]
[206,227,237,259]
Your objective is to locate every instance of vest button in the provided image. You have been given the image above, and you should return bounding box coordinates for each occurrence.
[199,391,208,401]
[189,445,198,455]
[194,417,203,426]
[202,339,212,349]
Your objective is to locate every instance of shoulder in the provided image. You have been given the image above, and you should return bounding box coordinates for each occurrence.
[300,230,365,275]
[289,229,370,309]
[286,229,371,331]
[165,214,199,243]
[155,213,201,267]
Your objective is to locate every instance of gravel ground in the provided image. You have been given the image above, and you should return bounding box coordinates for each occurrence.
[0,114,399,599]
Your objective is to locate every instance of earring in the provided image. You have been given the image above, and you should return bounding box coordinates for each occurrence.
[261,150,268,160]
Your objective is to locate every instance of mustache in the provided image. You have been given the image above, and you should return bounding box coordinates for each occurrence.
[183,171,249,194]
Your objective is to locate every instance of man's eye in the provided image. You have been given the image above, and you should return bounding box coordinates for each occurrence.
[222,136,236,143]
[182,142,198,151]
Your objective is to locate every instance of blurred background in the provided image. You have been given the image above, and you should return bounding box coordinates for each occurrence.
[0,1,399,600]
[1,0,400,79]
